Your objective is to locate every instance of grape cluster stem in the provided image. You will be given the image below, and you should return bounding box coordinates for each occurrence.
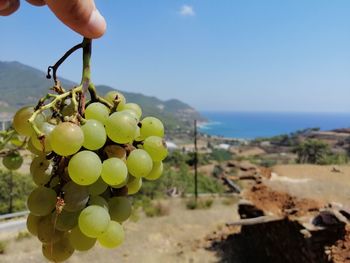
[28,38,112,139]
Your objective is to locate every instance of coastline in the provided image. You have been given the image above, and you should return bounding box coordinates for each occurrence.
[198,111,350,140]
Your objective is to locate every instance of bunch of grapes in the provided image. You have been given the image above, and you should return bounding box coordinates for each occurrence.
[8,39,168,262]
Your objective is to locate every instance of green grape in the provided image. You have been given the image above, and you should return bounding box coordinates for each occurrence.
[12,106,34,136]
[108,197,132,223]
[127,176,142,195]
[30,155,51,186]
[62,181,89,212]
[61,101,75,116]
[68,226,96,251]
[97,221,124,248]
[49,122,84,156]
[122,103,142,119]
[88,196,109,211]
[13,107,46,136]
[42,237,75,262]
[143,136,168,161]
[78,205,110,238]
[101,158,128,186]
[30,136,51,153]
[105,112,138,144]
[122,109,140,121]
[31,122,55,152]
[27,186,56,216]
[27,139,42,155]
[126,149,153,178]
[134,126,141,140]
[140,117,164,138]
[104,90,126,110]
[68,151,102,185]
[26,213,41,236]
[145,161,163,181]
[2,152,23,170]
[111,174,128,189]
[37,215,65,244]
[81,120,106,150]
[85,102,110,125]
[52,210,79,231]
[104,145,126,160]
[88,177,108,196]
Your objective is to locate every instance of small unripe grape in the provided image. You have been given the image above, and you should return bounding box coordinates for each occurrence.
[68,151,102,185]
[2,152,23,170]
[30,155,51,186]
[97,221,124,248]
[49,122,84,156]
[13,107,46,136]
[62,181,89,212]
[27,139,42,155]
[27,187,56,216]
[88,196,109,211]
[26,213,41,236]
[122,109,140,122]
[31,122,55,152]
[143,136,168,161]
[52,210,80,231]
[126,149,153,178]
[13,106,34,136]
[140,117,164,138]
[101,158,128,186]
[145,161,163,181]
[81,120,106,150]
[88,177,108,196]
[122,103,142,119]
[105,90,126,110]
[78,205,110,238]
[108,197,132,222]
[85,102,110,125]
[105,112,138,144]
[68,226,96,251]
[37,215,64,243]
[127,176,142,195]
[42,237,74,262]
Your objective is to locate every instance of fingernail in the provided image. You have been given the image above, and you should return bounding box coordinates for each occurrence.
[87,9,107,39]
[0,0,10,11]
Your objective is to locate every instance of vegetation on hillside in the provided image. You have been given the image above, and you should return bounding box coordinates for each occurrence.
[0,61,205,132]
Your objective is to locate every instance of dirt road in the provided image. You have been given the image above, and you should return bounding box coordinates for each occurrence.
[0,197,238,263]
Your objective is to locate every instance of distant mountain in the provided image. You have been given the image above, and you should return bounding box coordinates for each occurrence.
[0,61,204,131]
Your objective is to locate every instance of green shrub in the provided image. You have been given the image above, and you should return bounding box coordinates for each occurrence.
[0,169,35,214]
[210,149,232,162]
[16,231,31,241]
[185,198,214,210]
[143,202,170,217]
[318,153,348,165]
[139,163,225,199]
[0,241,6,254]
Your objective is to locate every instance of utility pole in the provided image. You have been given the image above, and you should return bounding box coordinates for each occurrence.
[194,119,198,201]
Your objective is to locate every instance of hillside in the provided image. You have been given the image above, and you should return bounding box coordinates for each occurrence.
[0,61,204,132]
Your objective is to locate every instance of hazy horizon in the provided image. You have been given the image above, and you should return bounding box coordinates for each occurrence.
[1,1,350,112]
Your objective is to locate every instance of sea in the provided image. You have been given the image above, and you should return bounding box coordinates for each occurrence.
[199,111,350,140]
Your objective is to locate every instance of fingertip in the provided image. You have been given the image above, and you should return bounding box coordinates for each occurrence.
[26,0,45,7]
[0,0,19,16]
[84,9,107,39]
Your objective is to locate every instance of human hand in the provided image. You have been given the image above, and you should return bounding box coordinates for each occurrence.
[0,0,106,39]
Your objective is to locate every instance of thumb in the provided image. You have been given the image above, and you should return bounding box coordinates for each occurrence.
[45,0,106,39]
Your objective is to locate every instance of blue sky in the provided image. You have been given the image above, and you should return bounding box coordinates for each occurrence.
[1,0,350,112]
